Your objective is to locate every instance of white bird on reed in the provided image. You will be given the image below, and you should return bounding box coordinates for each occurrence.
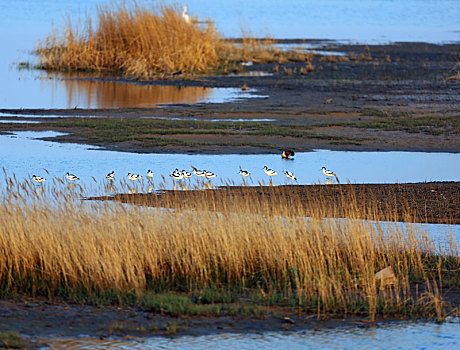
[106,171,115,181]
[182,6,192,24]
[66,172,79,181]
[263,166,278,177]
[283,170,297,181]
[147,169,154,179]
[128,173,142,181]
[32,175,46,183]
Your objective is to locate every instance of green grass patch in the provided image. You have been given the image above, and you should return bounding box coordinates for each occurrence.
[0,331,25,349]
[140,291,265,317]
[0,117,363,149]
[315,116,459,135]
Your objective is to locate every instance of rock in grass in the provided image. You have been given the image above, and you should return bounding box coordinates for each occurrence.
[375,266,397,286]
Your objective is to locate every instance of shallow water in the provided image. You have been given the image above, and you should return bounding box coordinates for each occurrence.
[1,0,459,110]
[0,71,266,109]
[41,320,460,350]
[0,112,275,123]
[2,131,459,189]
[1,130,459,243]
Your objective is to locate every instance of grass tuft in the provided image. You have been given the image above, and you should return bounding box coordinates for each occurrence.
[0,331,25,349]
[35,2,334,77]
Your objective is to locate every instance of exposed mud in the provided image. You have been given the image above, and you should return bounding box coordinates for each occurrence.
[89,182,460,224]
[0,41,459,154]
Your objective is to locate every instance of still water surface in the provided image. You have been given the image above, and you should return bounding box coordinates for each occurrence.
[1,130,459,245]
[41,320,460,350]
[2,131,459,188]
[1,0,459,109]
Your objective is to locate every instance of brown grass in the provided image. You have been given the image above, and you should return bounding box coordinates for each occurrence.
[447,59,460,82]
[37,2,220,77]
[0,175,458,320]
[36,2,331,77]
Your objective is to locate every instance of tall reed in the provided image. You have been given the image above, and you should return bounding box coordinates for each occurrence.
[0,176,457,320]
[37,2,220,77]
[36,2,320,77]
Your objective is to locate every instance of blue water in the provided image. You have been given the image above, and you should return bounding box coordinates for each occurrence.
[0,0,459,109]
[42,320,460,349]
[2,131,459,188]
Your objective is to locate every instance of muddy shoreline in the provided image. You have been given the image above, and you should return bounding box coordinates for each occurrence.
[1,41,459,154]
[0,297,451,342]
[89,182,460,224]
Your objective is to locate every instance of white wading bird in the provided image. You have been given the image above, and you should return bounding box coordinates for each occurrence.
[128,173,142,181]
[182,170,193,179]
[204,170,216,179]
[170,169,184,181]
[239,167,250,178]
[66,172,79,181]
[283,170,297,181]
[191,166,206,178]
[263,166,278,177]
[106,171,115,181]
[182,6,192,24]
[321,166,340,183]
[32,175,46,183]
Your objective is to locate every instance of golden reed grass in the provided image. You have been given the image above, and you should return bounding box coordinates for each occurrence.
[37,2,220,77]
[36,2,320,77]
[0,175,458,320]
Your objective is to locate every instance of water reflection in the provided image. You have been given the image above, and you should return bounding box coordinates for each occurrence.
[41,320,460,350]
[61,76,214,108]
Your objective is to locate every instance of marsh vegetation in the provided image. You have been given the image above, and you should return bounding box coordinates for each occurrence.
[35,2,336,77]
[0,176,458,322]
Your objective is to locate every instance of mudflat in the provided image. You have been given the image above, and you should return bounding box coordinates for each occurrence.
[0,41,459,154]
[90,182,460,224]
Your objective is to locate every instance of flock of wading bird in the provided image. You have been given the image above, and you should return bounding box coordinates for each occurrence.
[31,150,340,185]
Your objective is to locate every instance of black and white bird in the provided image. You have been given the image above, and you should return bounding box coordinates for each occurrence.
[106,171,115,181]
[283,170,297,181]
[147,170,154,179]
[239,167,250,178]
[128,173,142,181]
[32,175,46,183]
[191,166,206,178]
[181,170,193,179]
[66,172,79,181]
[322,166,336,177]
[263,166,278,177]
[204,170,216,179]
[170,170,184,180]
[321,166,340,183]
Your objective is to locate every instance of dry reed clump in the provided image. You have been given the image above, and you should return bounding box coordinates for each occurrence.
[37,3,220,77]
[0,177,457,320]
[36,2,329,77]
[447,59,460,82]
